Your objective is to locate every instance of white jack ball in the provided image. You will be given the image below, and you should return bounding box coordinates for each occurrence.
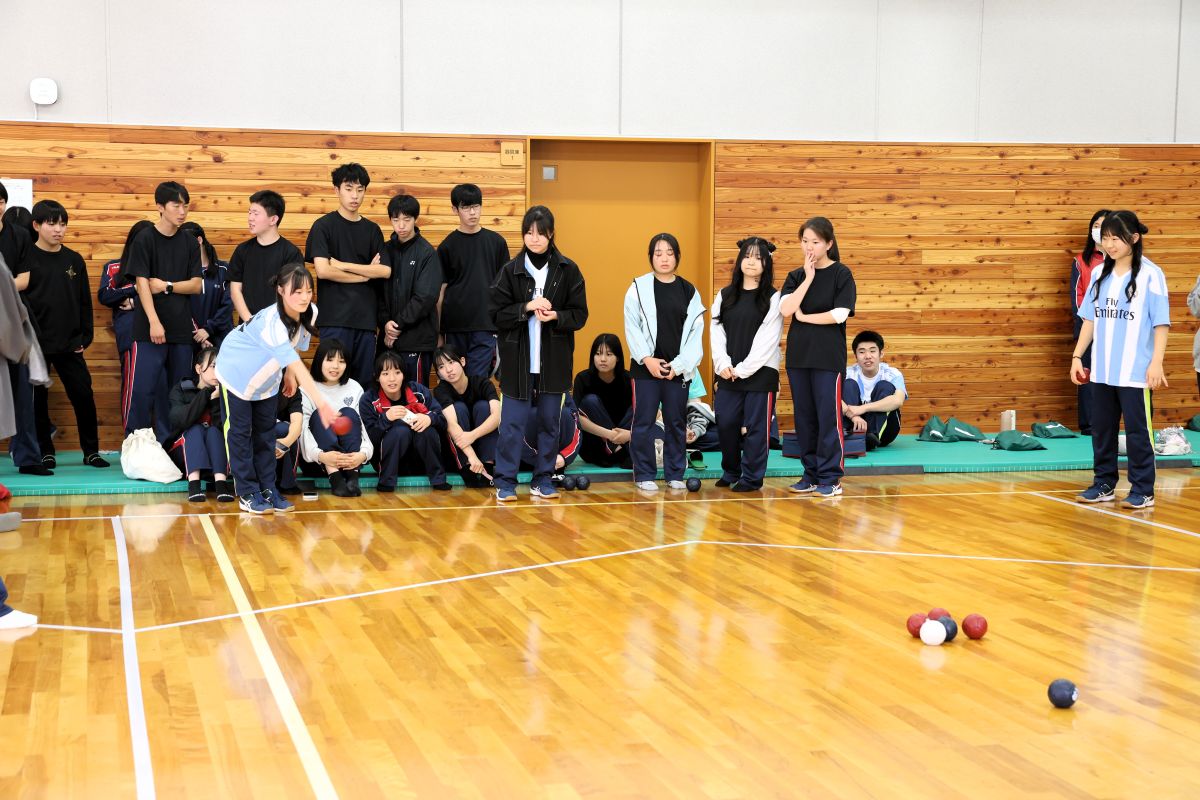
[920,618,948,646]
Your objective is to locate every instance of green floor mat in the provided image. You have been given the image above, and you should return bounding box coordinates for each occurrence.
[4,431,1198,497]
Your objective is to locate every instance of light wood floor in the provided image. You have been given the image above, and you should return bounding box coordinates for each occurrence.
[4,469,1200,798]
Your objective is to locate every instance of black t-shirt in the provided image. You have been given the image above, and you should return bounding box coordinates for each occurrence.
[22,245,92,354]
[228,236,303,317]
[572,369,633,425]
[780,262,856,373]
[433,375,499,409]
[630,276,694,381]
[277,386,303,422]
[304,211,385,330]
[436,228,511,332]
[124,226,202,345]
[0,223,32,275]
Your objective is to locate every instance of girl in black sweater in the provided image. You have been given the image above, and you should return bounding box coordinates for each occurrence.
[573,333,634,468]
[166,348,233,502]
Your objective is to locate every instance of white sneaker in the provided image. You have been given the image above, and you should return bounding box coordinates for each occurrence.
[636,481,659,491]
[0,609,38,629]
[666,480,687,490]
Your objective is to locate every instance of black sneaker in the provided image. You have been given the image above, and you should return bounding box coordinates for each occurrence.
[277,483,301,496]
[41,455,57,469]
[187,480,206,502]
[84,453,111,468]
[431,482,453,492]
[731,482,761,492]
[18,465,53,476]
[214,480,235,503]
[714,478,733,488]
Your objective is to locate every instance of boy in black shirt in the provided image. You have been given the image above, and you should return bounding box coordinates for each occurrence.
[228,190,303,321]
[378,194,442,387]
[123,181,203,440]
[305,163,388,388]
[437,183,510,376]
[0,182,49,474]
[15,200,107,466]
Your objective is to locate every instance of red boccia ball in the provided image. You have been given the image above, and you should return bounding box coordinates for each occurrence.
[928,607,950,622]
[906,613,928,638]
[331,415,352,436]
[962,613,988,640]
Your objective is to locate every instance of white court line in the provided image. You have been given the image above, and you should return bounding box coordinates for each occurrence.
[13,484,1103,524]
[37,623,121,634]
[140,539,696,634]
[112,517,157,800]
[703,540,1200,573]
[198,515,339,800]
[1031,492,1200,540]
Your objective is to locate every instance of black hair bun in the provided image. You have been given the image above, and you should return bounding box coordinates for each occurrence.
[1138,223,1149,234]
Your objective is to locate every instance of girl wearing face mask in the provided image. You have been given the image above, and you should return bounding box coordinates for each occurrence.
[1070,209,1112,435]
[624,233,706,492]
[489,205,589,502]
[710,237,782,492]
[779,217,857,498]
[1071,210,1169,510]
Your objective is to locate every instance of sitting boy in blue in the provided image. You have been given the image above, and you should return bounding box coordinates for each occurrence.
[842,330,907,449]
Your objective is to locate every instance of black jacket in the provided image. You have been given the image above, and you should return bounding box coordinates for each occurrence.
[378,229,442,352]
[490,248,587,398]
[166,378,223,443]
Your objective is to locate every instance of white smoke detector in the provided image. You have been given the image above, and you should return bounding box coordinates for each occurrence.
[29,78,59,106]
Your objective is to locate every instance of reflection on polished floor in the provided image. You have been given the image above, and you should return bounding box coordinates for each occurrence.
[3,470,1200,798]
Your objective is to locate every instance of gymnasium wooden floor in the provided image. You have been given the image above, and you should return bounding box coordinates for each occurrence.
[2,469,1200,799]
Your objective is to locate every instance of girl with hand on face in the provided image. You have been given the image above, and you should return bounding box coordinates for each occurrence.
[180,221,232,352]
[573,333,634,469]
[215,262,336,515]
[489,205,588,502]
[624,233,706,492]
[1070,209,1111,435]
[1071,210,1170,510]
[166,347,233,503]
[779,217,857,498]
[300,338,373,498]
[710,237,782,492]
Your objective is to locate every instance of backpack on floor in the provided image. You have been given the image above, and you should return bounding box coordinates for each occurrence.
[992,431,1047,451]
[1031,421,1078,438]
[919,415,985,443]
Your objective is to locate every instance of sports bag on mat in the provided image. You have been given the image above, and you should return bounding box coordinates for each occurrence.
[121,428,183,483]
[1186,414,1200,433]
[1031,421,1078,438]
[918,416,985,443]
[992,431,1047,451]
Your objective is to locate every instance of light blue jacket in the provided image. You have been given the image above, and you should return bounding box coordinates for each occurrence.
[623,272,706,382]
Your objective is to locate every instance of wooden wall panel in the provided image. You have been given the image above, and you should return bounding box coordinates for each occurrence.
[0,122,526,451]
[714,141,1200,432]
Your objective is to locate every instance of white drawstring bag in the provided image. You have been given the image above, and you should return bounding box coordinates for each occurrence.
[121,428,183,483]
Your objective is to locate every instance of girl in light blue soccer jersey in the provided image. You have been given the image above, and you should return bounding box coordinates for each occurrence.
[1070,210,1170,509]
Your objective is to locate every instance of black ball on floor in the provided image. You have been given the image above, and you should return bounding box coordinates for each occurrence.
[1048,679,1078,709]
[561,475,578,491]
[685,477,702,492]
[574,476,591,491]
[938,615,958,642]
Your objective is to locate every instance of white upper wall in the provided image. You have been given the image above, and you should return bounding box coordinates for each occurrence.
[1,0,1197,143]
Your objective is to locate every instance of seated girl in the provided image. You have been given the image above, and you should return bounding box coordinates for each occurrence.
[166,348,233,503]
[431,345,499,488]
[274,388,304,495]
[572,333,633,468]
[300,338,373,497]
[360,350,450,492]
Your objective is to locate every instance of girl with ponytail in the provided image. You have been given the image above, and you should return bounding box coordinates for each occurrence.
[779,217,857,497]
[1070,210,1170,509]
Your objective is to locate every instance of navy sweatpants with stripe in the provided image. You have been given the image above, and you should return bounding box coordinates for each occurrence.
[221,388,279,498]
[631,378,688,482]
[125,341,192,440]
[495,384,562,491]
[1091,383,1155,497]
[787,367,844,487]
[168,424,228,476]
[842,378,901,446]
[715,387,775,489]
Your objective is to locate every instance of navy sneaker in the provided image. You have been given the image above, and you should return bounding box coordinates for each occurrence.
[530,480,560,500]
[496,487,518,503]
[1121,493,1154,509]
[238,492,273,515]
[263,489,294,513]
[788,479,817,494]
[1076,483,1115,503]
[816,484,843,498]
